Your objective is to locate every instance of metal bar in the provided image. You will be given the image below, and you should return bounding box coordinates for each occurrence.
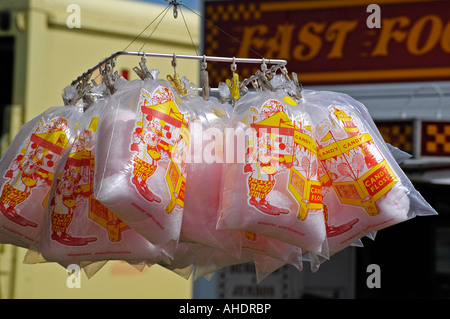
[70,50,288,86]
[118,50,288,64]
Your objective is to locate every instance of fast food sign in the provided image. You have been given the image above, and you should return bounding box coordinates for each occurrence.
[203,0,450,85]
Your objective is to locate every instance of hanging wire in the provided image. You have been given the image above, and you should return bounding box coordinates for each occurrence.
[180,3,265,59]
[89,3,172,84]
[138,4,172,53]
[123,3,171,51]
[70,1,288,92]
[179,6,199,56]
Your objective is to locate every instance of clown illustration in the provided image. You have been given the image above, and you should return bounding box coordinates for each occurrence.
[50,116,131,246]
[243,99,295,216]
[130,113,164,203]
[49,127,98,246]
[130,86,190,213]
[0,118,69,227]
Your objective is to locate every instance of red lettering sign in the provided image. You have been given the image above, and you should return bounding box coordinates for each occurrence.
[363,165,395,196]
[204,0,450,85]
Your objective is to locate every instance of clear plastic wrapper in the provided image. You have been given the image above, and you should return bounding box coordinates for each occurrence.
[239,231,303,272]
[0,103,82,249]
[180,94,242,256]
[0,232,26,247]
[40,95,169,264]
[160,241,291,283]
[217,89,328,257]
[94,77,191,255]
[301,89,437,255]
[159,242,251,281]
[253,253,290,283]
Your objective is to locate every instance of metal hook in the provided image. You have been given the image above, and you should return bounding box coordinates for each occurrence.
[231,57,237,73]
[166,0,183,19]
[261,58,267,72]
[226,57,240,100]
[172,53,178,75]
[201,55,207,71]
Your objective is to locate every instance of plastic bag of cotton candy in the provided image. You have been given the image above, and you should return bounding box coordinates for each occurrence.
[0,87,82,250]
[39,90,170,266]
[94,75,191,256]
[176,79,304,276]
[301,89,437,256]
[179,94,243,257]
[216,77,329,263]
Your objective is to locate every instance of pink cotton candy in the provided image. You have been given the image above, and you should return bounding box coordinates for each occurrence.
[217,90,328,257]
[40,98,169,264]
[301,89,430,255]
[94,78,191,254]
[180,95,242,257]
[0,105,82,249]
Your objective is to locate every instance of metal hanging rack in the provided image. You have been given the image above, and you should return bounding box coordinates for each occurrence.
[68,0,295,103]
[67,50,295,107]
[70,50,288,87]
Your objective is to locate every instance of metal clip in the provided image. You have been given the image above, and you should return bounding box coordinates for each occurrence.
[280,65,290,81]
[291,72,303,101]
[261,58,267,73]
[256,70,274,91]
[167,54,187,95]
[167,74,187,96]
[201,56,210,100]
[226,57,240,100]
[133,53,154,80]
[66,73,92,106]
[101,58,118,94]
[251,77,261,92]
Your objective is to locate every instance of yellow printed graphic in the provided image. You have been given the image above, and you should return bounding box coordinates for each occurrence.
[318,133,372,161]
[165,160,186,213]
[89,197,129,242]
[288,167,323,220]
[294,130,317,154]
[332,160,397,216]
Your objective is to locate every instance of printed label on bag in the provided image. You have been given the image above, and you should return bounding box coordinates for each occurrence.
[289,115,323,220]
[0,117,69,229]
[243,98,323,220]
[48,116,127,246]
[130,86,190,213]
[318,106,398,217]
